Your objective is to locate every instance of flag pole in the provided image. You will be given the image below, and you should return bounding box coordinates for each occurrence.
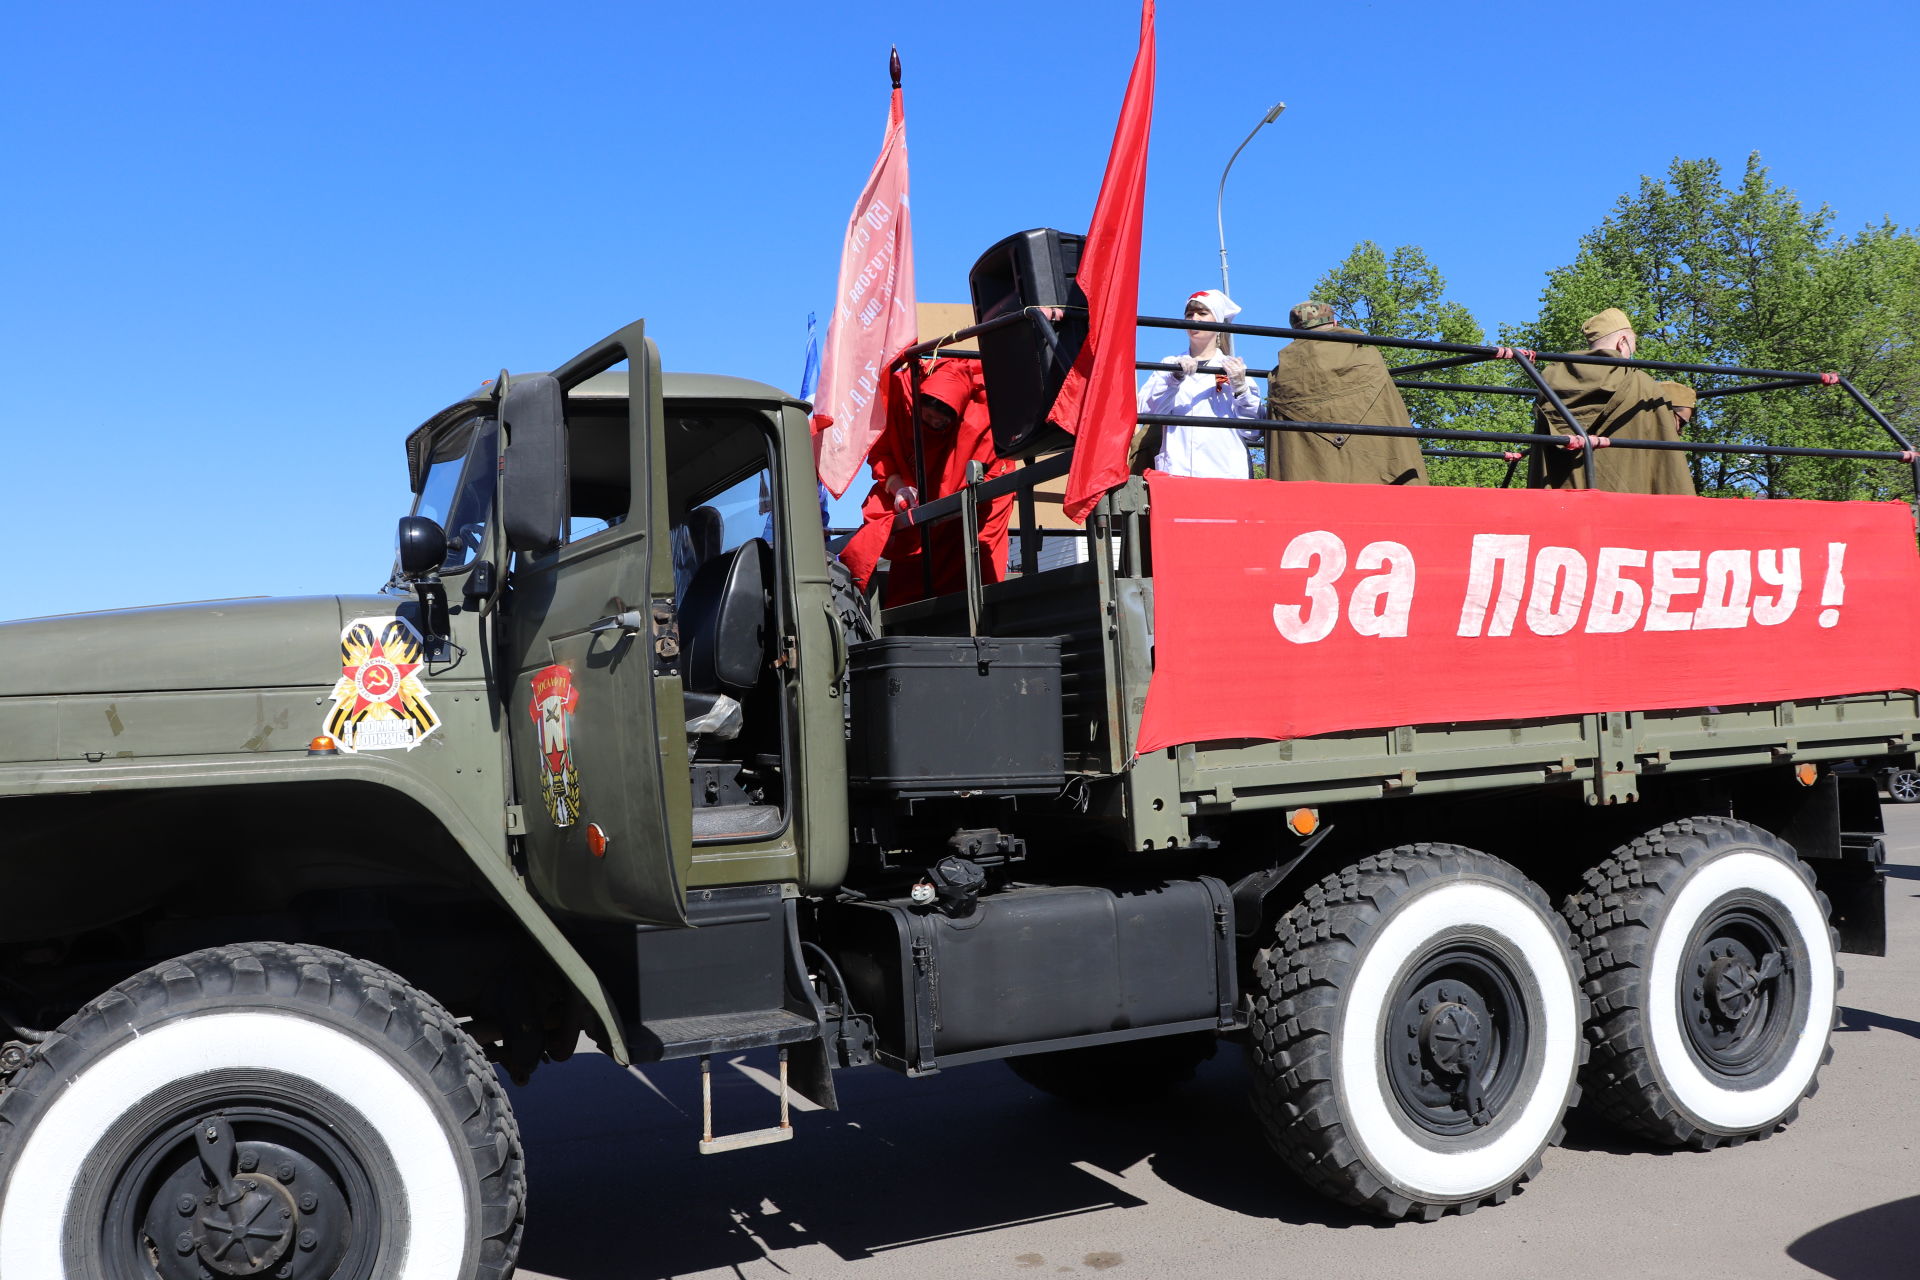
[810,42,917,497]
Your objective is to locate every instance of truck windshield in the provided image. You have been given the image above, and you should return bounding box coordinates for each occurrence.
[412,413,498,571]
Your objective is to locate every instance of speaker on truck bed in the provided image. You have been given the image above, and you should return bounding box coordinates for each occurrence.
[967,228,1087,460]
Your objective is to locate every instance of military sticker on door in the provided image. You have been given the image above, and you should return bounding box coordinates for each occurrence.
[529,663,582,827]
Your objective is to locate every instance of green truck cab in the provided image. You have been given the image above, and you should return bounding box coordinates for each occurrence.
[0,290,1905,1275]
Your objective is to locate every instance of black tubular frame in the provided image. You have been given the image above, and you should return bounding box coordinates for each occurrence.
[875,308,1919,605]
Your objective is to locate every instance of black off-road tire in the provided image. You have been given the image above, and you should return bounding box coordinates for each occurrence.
[1248,845,1586,1221]
[1006,1031,1217,1107]
[1561,817,1839,1150]
[0,941,525,1280]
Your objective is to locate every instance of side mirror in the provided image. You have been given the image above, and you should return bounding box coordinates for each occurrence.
[395,516,453,663]
[500,374,568,554]
[396,516,448,579]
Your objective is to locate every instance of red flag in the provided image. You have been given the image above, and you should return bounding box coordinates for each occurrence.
[1053,0,1155,524]
[812,67,917,498]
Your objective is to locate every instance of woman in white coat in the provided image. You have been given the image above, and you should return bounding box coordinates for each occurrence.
[1136,289,1263,478]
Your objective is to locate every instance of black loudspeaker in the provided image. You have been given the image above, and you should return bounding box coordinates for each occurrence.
[967,229,1088,459]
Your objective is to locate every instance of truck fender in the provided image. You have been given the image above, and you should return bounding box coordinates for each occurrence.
[0,752,630,1063]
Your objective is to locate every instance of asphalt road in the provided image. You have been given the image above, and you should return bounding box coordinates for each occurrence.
[507,807,1920,1280]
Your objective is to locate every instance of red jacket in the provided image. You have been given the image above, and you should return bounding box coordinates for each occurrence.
[840,357,1015,607]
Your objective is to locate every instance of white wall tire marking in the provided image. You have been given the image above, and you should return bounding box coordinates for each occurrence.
[0,1010,468,1280]
[1338,881,1579,1199]
[1646,850,1836,1130]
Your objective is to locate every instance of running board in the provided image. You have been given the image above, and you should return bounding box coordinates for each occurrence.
[698,1049,796,1155]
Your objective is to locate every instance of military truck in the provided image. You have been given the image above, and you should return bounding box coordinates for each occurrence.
[0,236,1912,1276]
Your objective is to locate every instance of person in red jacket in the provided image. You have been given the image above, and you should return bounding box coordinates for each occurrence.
[839,356,1015,608]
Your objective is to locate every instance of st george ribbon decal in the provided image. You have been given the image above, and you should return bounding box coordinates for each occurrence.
[324,616,442,752]
[529,664,582,828]
[1135,477,1920,752]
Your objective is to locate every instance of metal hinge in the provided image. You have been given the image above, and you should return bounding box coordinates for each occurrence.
[651,598,681,676]
[771,634,799,669]
[505,805,525,835]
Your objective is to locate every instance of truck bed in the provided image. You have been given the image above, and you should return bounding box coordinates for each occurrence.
[877,484,1920,850]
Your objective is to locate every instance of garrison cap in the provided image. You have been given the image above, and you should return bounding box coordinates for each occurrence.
[1581,307,1634,345]
[1290,300,1337,330]
[1656,381,1697,410]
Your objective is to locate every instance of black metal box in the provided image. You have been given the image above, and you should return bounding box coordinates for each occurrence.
[847,635,1065,794]
[968,228,1087,459]
[832,878,1238,1073]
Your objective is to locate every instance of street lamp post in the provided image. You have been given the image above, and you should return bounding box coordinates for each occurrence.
[1215,101,1286,354]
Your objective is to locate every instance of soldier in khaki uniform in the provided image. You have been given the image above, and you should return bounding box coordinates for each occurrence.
[1647,381,1698,496]
[1265,301,1427,485]
[1529,308,1692,493]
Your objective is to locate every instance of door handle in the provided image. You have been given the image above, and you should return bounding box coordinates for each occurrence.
[588,609,646,635]
[823,599,848,684]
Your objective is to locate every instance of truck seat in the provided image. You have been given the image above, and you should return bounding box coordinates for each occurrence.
[678,538,772,697]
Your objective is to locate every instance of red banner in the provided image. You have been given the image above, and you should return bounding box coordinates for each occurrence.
[1136,476,1920,753]
[812,85,917,498]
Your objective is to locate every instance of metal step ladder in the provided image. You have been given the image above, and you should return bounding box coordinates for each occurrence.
[697,1048,795,1155]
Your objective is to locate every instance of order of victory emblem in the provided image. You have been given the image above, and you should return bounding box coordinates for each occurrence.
[529,664,582,828]
[323,616,442,753]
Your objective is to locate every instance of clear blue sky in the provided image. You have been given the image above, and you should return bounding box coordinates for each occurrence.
[6,0,1918,621]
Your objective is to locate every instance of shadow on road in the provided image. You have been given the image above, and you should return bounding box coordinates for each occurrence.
[1786,1195,1920,1279]
[1882,863,1920,881]
[1837,1004,1920,1040]
[509,1046,1379,1279]
[1553,1105,1683,1158]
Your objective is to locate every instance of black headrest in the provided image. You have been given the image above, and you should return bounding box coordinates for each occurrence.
[680,539,772,693]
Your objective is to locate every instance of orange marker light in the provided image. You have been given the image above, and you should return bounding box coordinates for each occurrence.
[307,736,338,755]
[1288,807,1319,837]
[586,823,609,857]
[1795,763,1819,787]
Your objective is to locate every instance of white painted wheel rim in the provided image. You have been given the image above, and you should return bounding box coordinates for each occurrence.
[1646,850,1836,1131]
[0,1010,469,1280]
[1338,880,1580,1200]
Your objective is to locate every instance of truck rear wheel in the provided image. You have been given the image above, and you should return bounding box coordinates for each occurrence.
[0,941,524,1280]
[1006,1031,1217,1106]
[1247,845,1585,1220]
[1561,817,1838,1149]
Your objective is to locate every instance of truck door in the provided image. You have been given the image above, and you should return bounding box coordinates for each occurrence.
[502,322,692,925]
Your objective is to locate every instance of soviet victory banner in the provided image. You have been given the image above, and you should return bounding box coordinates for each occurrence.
[1136,478,1920,752]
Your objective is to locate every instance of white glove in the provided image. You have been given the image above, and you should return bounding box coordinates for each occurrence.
[1222,355,1247,391]
[891,483,919,511]
[1174,354,1199,378]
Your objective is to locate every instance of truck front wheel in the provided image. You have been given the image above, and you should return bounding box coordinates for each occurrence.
[1247,845,1586,1220]
[0,941,524,1280]
[1561,817,1838,1149]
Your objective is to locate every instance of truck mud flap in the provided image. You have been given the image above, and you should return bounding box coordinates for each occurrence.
[1808,832,1888,957]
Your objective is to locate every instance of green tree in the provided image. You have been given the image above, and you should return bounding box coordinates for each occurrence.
[1300,157,1920,498]
[1516,154,1920,499]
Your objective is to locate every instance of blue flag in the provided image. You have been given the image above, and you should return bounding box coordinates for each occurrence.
[799,311,821,403]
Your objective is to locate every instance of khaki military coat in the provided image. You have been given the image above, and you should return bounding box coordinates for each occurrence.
[1644,404,1696,496]
[1265,328,1428,485]
[1529,355,1695,495]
